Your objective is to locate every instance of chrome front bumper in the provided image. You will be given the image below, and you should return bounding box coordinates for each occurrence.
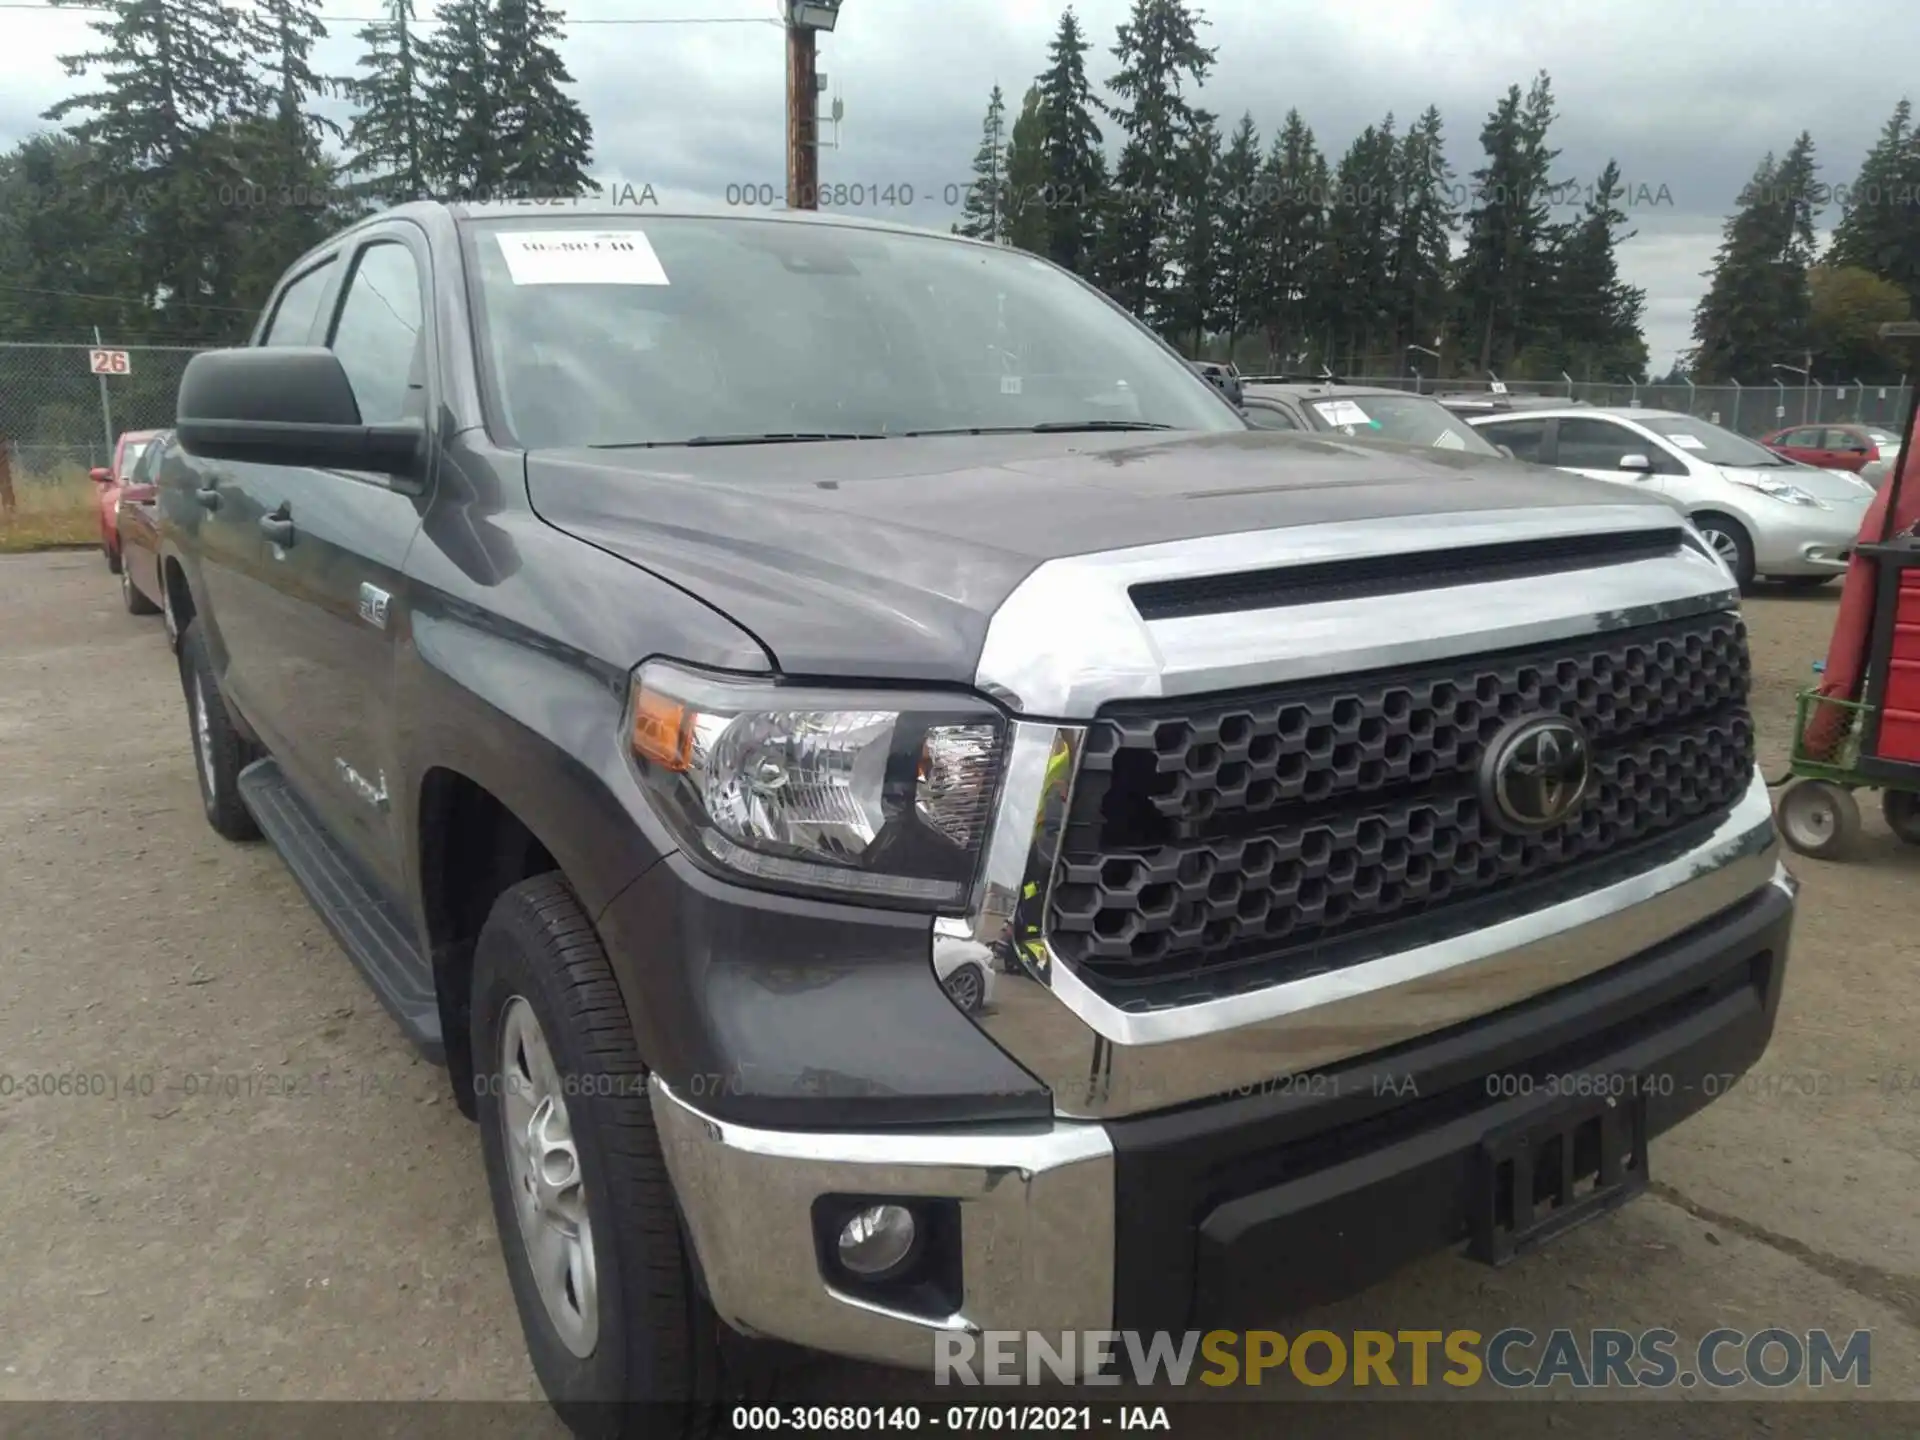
[653,865,1796,1371]
[650,1078,1114,1370]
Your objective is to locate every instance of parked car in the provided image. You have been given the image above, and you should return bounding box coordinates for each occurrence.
[89,427,161,573]
[160,202,1793,1425]
[1435,392,1587,418]
[1240,381,1509,457]
[1192,359,1244,406]
[1760,422,1903,490]
[115,430,171,621]
[1469,406,1875,589]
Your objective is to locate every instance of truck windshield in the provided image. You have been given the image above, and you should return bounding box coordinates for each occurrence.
[462,216,1243,449]
[1303,394,1502,456]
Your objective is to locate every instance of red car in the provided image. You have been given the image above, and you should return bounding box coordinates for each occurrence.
[114,430,169,624]
[1760,422,1902,474]
[89,427,161,573]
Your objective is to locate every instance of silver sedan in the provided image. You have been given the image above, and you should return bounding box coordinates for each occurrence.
[1469,406,1876,589]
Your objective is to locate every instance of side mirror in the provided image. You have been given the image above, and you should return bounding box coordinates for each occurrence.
[1618,453,1655,474]
[176,347,423,476]
[89,466,111,484]
[1192,362,1243,409]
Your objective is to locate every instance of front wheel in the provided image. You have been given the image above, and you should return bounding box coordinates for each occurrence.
[1692,514,1755,589]
[1882,789,1920,845]
[1776,778,1860,860]
[941,961,987,1014]
[473,875,743,1438]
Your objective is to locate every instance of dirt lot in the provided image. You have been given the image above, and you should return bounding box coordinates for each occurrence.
[1,549,1916,1421]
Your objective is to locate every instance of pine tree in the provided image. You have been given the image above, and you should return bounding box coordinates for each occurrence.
[418,0,499,199]
[347,0,430,204]
[1250,110,1327,368]
[956,85,1008,242]
[1212,113,1263,360]
[44,0,270,340]
[1691,134,1822,381]
[1828,99,1920,311]
[1537,159,1647,380]
[1164,112,1222,353]
[1456,72,1564,374]
[0,134,140,338]
[1035,6,1105,275]
[1320,114,1398,370]
[1004,85,1050,254]
[1095,0,1216,321]
[220,0,347,311]
[492,0,594,197]
[1386,105,1455,368]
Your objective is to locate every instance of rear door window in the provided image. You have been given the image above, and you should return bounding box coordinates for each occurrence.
[1479,417,1549,462]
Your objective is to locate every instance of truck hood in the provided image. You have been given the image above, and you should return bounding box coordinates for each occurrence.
[525,430,1659,685]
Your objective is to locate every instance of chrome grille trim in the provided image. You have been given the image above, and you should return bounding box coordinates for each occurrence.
[944,504,1777,1120]
[974,504,1734,718]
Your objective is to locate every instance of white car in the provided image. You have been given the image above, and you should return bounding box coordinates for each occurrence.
[1469,406,1876,589]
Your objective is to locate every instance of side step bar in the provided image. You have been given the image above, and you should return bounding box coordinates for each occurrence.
[238,757,444,1062]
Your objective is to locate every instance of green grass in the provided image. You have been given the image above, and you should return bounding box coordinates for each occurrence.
[0,467,99,553]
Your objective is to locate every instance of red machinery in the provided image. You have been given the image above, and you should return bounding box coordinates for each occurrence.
[1775,323,1920,856]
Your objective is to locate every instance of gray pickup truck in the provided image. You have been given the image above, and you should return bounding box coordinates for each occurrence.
[157,201,1795,1429]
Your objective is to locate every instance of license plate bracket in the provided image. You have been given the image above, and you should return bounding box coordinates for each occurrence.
[1469,1085,1649,1266]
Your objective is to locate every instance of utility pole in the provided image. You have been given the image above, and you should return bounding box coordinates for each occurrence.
[784,2,841,209]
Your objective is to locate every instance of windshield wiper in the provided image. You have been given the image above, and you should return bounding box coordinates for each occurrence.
[902,420,1176,437]
[590,432,889,449]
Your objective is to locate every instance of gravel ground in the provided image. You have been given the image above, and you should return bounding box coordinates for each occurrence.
[0,550,1916,1424]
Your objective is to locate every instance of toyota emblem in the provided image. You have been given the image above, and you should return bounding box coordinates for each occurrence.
[1479,715,1593,833]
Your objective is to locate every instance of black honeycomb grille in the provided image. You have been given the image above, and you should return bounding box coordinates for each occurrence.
[1047,611,1754,1005]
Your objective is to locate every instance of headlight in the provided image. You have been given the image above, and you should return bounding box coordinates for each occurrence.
[628,660,1007,910]
[1728,476,1820,507]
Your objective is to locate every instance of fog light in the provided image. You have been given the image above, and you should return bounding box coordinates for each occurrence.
[836,1203,917,1278]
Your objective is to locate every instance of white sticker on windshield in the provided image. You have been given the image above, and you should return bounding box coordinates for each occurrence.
[1316,400,1372,427]
[1665,433,1707,450]
[496,231,670,286]
[1433,429,1467,450]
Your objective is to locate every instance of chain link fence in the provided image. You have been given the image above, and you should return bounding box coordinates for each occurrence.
[0,343,203,511]
[2,339,1910,507]
[1340,373,1914,439]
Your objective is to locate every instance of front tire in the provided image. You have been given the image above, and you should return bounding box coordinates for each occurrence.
[178,619,260,842]
[1693,513,1755,589]
[472,875,736,1438]
[941,962,987,1014]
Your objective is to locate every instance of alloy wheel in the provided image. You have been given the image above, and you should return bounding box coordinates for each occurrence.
[498,996,599,1359]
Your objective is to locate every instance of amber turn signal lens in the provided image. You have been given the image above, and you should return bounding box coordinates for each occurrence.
[631,686,696,772]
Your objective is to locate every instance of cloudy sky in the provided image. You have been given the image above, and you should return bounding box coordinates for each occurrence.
[4,0,1915,369]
